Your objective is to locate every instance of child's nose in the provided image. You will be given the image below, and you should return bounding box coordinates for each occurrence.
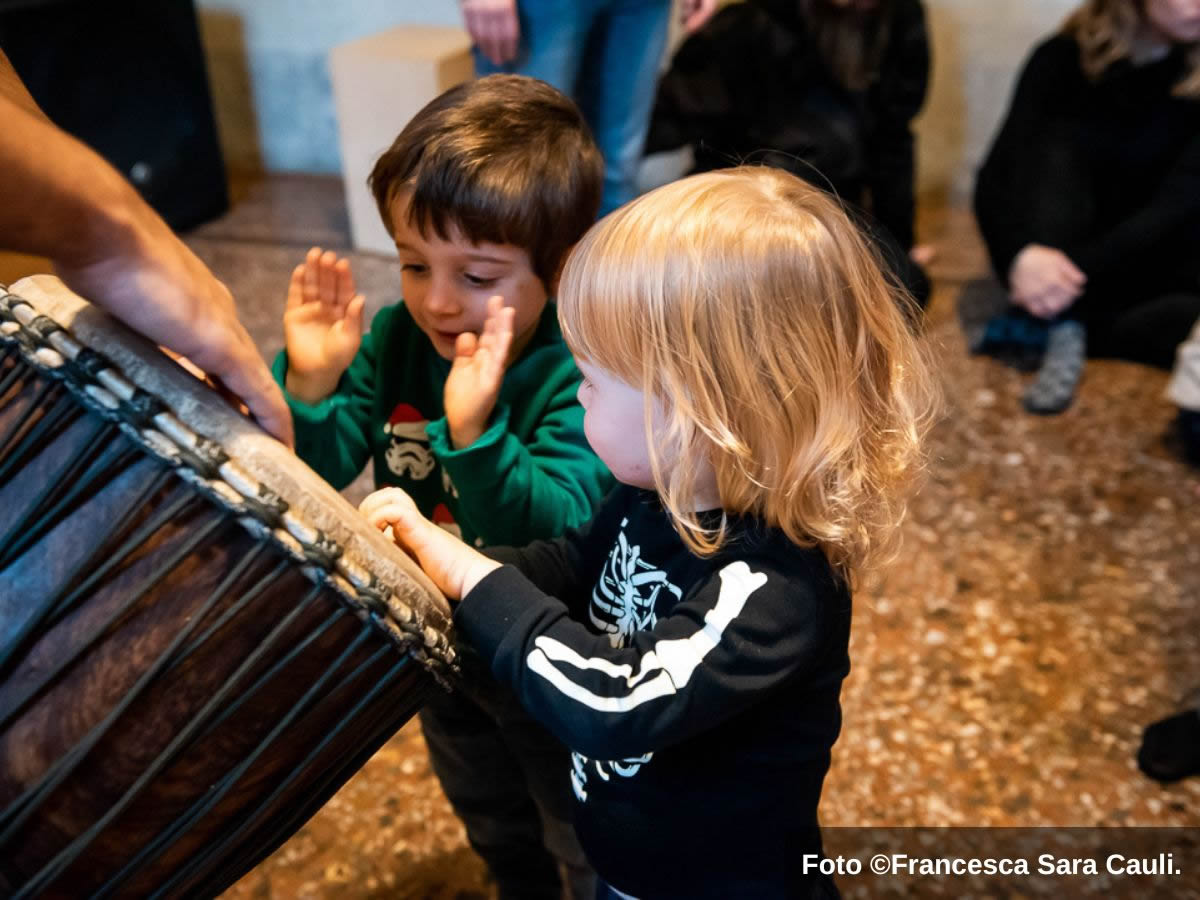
[425,280,462,316]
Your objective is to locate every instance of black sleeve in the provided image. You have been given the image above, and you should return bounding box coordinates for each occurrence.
[483,485,629,618]
[865,0,930,250]
[455,554,840,761]
[973,37,1084,282]
[1068,132,1200,282]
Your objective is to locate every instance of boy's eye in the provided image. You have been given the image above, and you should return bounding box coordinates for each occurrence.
[464,273,498,288]
[400,263,427,276]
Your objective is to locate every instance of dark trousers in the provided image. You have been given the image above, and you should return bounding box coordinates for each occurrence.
[420,668,595,900]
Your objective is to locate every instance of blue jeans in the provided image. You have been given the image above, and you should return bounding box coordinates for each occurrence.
[474,0,672,215]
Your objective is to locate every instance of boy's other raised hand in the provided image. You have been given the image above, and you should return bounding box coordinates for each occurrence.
[359,487,500,601]
[444,294,516,449]
[283,247,366,405]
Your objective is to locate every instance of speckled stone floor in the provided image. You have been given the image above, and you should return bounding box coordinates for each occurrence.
[171,175,1198,898]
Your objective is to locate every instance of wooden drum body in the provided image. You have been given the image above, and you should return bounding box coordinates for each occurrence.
[0,276,453,898]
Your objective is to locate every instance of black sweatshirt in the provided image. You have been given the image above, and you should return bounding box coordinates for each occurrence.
[456,486,852,899]
[646,0,929,250]
[975,34,1200,289]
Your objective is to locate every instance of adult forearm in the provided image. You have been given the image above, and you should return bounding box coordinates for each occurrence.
[0,50,293,445]
[0,91,145,269]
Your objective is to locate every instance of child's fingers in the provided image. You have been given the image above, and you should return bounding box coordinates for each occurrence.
[359,487,414,521]
[335,258,356,314]
[303,247,322,303]
[479,295,513,354]
[364,502,424,541]
[286,264,306,310]
[346,294,366,333]
[455,331,478,360]
[483,306,515,374]
[318,250,338,305]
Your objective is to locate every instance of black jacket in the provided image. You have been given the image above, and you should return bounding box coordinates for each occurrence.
[646,0,930,250]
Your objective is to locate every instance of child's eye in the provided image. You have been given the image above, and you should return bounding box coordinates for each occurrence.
[400,263,428,276]
[463,273,498,288]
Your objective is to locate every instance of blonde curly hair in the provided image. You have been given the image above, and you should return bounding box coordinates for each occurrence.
[1065,0,1200,97]
[558,167,940,583]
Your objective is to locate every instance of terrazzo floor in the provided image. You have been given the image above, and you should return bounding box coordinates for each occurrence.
[124,175,1200,897]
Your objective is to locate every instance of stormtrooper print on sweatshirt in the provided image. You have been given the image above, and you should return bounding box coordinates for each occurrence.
[457,486,853,899]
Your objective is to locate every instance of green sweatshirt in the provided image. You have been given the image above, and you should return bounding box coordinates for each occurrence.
[273,302,612,548]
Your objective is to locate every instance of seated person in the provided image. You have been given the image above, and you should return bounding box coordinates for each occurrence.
[972,0,1200,414]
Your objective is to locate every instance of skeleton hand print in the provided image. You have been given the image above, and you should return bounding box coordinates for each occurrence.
[588,520,682,648]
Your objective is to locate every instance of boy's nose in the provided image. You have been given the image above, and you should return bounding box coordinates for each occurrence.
[425,282,462,316]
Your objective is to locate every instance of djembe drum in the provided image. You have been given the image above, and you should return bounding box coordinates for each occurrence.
[0,276,455,898]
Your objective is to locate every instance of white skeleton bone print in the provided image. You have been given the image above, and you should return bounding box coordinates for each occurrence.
[570,519,682,800]
[589,520,682,647]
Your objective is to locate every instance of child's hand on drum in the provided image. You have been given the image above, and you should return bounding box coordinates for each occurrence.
[360,488,501,601]
[444,295,515,449]
[283,247,366,404]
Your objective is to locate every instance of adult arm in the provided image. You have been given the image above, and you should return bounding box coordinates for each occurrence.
[1067,132,1200,284]
[457,553,838,760]
[0,49,292,446]
[973,37,1083,283]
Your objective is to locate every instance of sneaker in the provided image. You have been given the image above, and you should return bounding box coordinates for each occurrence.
[1137,708,1200,783]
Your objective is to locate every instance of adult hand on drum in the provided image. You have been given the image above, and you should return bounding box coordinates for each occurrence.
[0,48,294,447]
[360,487,501,601]
[55,231,296,447]
[444,294,515,449]
[283,247,367,405]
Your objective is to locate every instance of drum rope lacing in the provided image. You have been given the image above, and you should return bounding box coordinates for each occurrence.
[0,289,457,682]
[0,287,454,898]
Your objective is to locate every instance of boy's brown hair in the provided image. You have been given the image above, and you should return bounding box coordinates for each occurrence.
[369,74,604,288]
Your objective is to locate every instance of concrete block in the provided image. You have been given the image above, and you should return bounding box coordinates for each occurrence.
[329,26,474,254]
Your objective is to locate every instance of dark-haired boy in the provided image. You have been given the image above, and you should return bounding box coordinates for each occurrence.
[274,74,612,899]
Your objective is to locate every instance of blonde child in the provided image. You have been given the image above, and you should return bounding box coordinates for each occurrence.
[363,167,937,898]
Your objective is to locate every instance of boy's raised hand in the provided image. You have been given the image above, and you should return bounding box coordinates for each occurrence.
[360,487,500,601]
[444,295,516,449]
[283,247,366,404]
